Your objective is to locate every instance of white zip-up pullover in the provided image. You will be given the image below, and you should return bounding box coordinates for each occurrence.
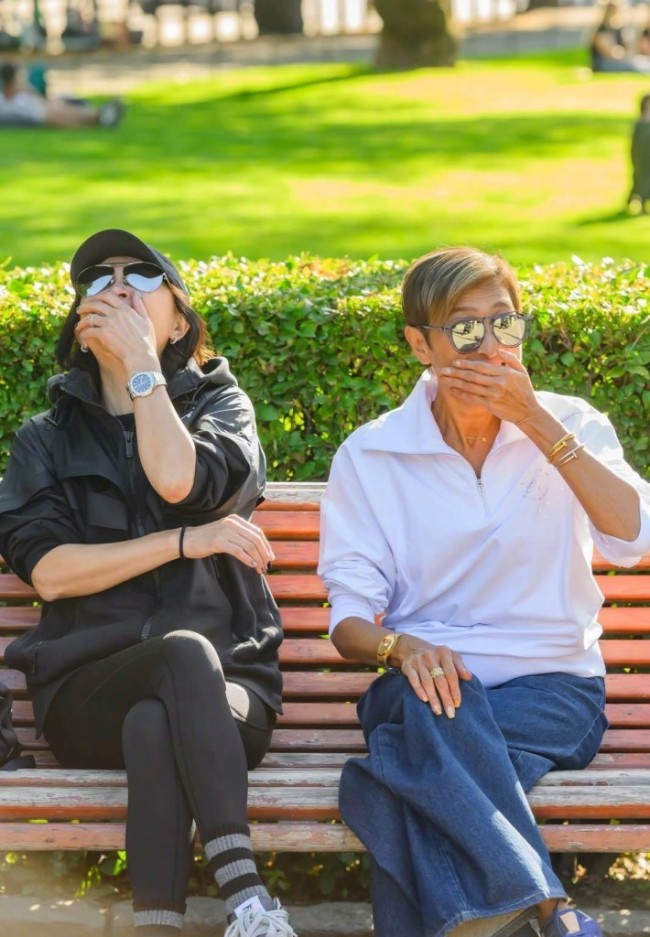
[318,371,650,688]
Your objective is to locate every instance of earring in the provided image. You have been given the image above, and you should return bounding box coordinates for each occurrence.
[169,336,178,345]
[80,343,89,353]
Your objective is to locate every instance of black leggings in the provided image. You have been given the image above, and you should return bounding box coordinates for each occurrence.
[43,630,276,911]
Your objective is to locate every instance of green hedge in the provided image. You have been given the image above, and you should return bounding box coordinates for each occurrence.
[0,256,648,478]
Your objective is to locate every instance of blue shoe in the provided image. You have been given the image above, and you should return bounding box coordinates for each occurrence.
[540,907,603,937]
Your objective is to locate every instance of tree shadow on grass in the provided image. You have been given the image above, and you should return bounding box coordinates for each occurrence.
[575,208,641,226]
[0,105,631,174]
[220,64,371,102]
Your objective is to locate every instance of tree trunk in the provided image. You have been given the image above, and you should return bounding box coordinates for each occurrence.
[375,0,457,69]
[253,0,304,35]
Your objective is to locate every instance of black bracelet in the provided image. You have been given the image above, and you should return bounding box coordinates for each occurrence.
[179,526,188,560]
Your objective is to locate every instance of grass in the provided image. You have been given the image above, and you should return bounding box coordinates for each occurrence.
[1,49,649,267]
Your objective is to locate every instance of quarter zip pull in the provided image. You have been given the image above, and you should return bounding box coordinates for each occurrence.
[123,430,134,460]
[477,476,489,516]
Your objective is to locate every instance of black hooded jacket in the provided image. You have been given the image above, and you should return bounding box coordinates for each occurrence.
[0,357,283,734]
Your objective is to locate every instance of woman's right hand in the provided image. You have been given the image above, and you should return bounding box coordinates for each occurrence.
[394,634,472,718]
[182,515,275,574]
[75,291,158,369]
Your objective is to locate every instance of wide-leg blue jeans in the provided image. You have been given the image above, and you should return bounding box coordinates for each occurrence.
[339,671,607,937]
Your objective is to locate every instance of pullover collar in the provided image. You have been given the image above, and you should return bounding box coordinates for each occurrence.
[360,370,529,455]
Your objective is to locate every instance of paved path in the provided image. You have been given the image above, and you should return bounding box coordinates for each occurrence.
[31,6,614,97]
[2,894,650,937]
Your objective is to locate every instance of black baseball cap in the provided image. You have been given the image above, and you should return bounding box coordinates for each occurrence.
[70,229,188,296]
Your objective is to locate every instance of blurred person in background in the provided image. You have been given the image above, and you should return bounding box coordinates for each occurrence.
[637,7,650,57]
[0,62,124,127]
[628,93,650,213]
[590,1,650,72]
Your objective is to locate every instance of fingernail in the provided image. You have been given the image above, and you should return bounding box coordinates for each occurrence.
[433,707,442,716]
[441,367,452,375]
[446,707,455,719]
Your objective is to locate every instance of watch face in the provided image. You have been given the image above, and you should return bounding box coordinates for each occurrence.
[131,373,153,395]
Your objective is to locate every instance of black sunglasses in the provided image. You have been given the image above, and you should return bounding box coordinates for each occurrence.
[419,312,532,354]
[75,262,167,297]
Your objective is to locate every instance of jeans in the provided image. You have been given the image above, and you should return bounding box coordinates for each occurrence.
[339,670,607,937]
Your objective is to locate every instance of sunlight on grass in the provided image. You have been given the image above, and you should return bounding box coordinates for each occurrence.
[0,54,648,266]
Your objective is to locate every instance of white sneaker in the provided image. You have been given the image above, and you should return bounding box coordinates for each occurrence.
[224,898,298,937]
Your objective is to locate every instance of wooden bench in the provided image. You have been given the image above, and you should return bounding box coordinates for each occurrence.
[0,481,649,856]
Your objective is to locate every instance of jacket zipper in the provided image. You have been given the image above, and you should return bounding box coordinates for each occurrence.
[60,385,190,641]
[121,429,163,641]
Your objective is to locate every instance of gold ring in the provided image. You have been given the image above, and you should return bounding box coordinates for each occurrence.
[429,666,445,679]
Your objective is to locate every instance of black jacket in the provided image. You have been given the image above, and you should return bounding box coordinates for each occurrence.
[0,358,283,734]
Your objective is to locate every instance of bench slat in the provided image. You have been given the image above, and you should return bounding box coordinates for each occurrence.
[2,572,649,604]
[252,512,320,540]
[3,766,649,790]
[2,784,650,823]
[599,607,650,634]
[2,605,647,638]
[19,748,650,772]
[11,700,650,729]
[3,636,650,669]
[22,725,650,756]
[0,820,648,854]
[3,670,650,701]
[0,605,332,636]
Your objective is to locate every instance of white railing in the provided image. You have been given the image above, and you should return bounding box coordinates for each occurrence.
[12,0,523,52]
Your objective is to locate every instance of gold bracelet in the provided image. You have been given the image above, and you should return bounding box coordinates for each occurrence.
[556,443,585,468]
[376,632,402,667]
[547,432,575,464]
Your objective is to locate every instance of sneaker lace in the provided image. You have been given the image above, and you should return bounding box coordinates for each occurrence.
[224,899,297,937]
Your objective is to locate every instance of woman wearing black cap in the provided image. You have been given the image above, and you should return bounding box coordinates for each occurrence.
[0,230,297,937]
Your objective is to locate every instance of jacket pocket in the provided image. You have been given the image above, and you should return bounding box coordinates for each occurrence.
[86,493,130,541]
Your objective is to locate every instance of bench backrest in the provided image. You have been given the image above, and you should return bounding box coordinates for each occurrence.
[1,483,650,771]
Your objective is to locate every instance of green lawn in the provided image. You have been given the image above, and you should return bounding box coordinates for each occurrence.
[2,50,649,267]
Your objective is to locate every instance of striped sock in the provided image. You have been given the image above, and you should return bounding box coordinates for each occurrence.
[204,824,272,919]
[135,927,181,936]
[133,909,184,934]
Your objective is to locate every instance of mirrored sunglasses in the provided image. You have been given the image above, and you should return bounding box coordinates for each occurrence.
[420,312,532,354]
[75,262,166,297]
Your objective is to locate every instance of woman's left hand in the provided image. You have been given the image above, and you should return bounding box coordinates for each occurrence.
[439,351,541,425]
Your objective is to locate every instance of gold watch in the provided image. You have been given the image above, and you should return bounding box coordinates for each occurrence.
[376,632,401,667]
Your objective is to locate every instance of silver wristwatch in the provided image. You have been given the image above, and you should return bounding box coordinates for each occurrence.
[126,370,167,400]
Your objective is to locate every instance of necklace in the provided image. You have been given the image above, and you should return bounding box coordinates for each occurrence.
[464,436,487,442]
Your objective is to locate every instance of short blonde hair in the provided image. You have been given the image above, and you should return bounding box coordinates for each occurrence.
[402,246,521,329]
